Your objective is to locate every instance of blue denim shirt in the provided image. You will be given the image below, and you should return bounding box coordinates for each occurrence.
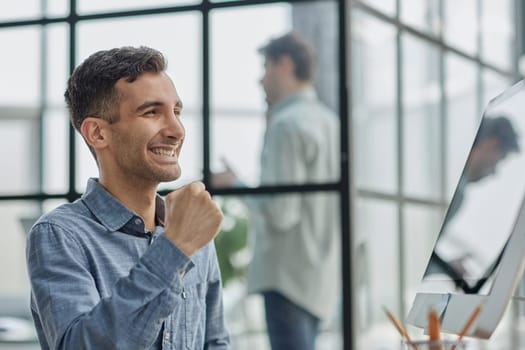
[26,178,230,349]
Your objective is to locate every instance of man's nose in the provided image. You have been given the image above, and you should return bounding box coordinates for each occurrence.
[163,113,185,139]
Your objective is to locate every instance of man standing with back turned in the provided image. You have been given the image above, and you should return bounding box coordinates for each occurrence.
[213,32,340,350]
[26,46,230,349]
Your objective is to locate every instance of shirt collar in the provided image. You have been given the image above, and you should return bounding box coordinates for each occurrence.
[81,178,165,232]
[269,86,317,116]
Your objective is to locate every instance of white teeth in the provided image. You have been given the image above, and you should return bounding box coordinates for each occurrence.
[152,148,175,157]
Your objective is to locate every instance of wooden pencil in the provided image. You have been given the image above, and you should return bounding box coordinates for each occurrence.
[383,306,420,350]
[450,304,482,350]
[428,308,444,350]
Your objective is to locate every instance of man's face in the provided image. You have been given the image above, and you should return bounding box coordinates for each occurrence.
[260,56,283,105]
[108,71,185,184]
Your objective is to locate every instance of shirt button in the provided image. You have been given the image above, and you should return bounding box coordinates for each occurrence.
[179,270,185,278]
[164,332,170,340]
[134,218,142,225]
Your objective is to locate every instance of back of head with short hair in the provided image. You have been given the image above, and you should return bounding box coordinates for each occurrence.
[474,115,520,153]
[65,46,167,132]
[258,31,315,81]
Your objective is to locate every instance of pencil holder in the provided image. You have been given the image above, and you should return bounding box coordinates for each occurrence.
[401,339,466,350]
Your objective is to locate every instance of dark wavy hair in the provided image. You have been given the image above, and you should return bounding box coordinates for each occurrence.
[65,46,167,132]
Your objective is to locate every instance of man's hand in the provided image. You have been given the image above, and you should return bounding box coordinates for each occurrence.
[210,157,237,188]
[164,181,223,256]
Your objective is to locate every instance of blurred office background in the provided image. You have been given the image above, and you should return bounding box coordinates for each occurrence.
[0,0,524,349]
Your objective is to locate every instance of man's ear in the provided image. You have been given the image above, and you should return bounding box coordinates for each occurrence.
[80,117,111,151]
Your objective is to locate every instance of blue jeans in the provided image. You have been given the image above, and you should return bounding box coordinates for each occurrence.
[263,290,320,350]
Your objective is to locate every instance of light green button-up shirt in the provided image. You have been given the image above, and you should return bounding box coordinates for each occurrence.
[244,86,341,321]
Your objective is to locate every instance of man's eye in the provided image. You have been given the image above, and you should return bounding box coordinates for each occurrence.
[144,110,156,115]
[174,109,182,117]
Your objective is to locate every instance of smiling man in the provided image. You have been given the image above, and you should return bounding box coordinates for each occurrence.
[26,46,230,349]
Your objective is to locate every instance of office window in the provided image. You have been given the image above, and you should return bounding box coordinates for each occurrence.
[481,0,515,70]
[352,10,397,194]
[402,34,442,200]
[210,4,290,185]
[444,53,478,197]
[402,204,445,300]
[355,198,399,329]
[443,0,478,55]
[77,0,199,15]
[0,1,68,21]
[210,2,340,187]
[43,24,69,194]
[0,27,40,107]
[400,0,440,35]
[358,0,395,16]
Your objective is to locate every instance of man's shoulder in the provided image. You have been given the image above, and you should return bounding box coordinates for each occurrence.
[281,98,336,120]
[273,101,338,133]
[32,200,92,233]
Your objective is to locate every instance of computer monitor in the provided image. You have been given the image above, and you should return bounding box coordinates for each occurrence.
[406,79,525,338]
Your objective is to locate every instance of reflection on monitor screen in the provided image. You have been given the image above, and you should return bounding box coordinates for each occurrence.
[424,115,521,294]
[406,79,525,338]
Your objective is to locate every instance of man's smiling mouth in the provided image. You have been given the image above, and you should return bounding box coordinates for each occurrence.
[151,148,176,157]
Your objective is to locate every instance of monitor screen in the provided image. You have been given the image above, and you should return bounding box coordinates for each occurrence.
[406,79,525,338]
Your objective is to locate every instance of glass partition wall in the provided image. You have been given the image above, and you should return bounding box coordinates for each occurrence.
[0,1,349,349]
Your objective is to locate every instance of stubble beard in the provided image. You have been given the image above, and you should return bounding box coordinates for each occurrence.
[113,130,182,184]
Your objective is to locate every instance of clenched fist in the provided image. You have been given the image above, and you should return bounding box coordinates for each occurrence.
[163,181,223,256]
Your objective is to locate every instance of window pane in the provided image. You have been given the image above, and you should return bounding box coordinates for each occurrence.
[402,34,442,200]
[401,0,440,36]
[443,0,477,55]
[352,11,397,193]
[0,117,40,194]
[0,25,41,193]
[44,24,69,193]
[481,0,514,70]
[211,4,290,111]
[0,27,40,106]
[403,204,444,310]
[77,0,199,15]
[355,198,400,348]
[359,0,396,17]
[210,2,340,187]
[44,110,69,193]
[47,0,69,17]
[75,13,202,192]
[0,2,40,21]
[445,53,478,198]
[0,1,68,20]
[46,24,69,107]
